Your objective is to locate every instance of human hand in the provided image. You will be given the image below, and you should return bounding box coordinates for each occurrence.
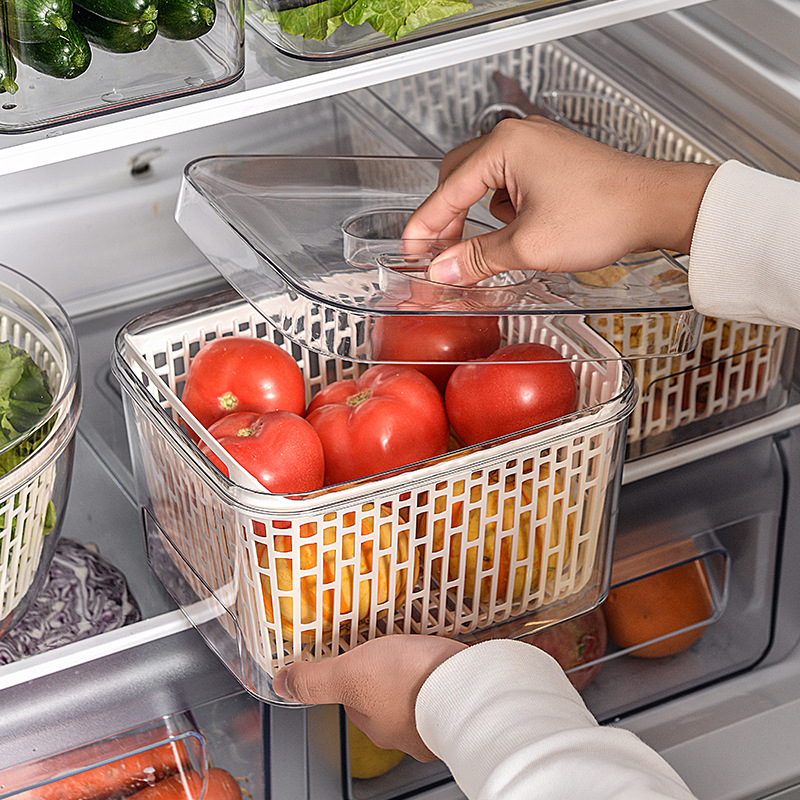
[403,116,717,285]
[272,634,467,761]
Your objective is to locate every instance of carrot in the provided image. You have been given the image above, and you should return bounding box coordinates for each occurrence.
[21,739,192,800]
[124,769,242,800]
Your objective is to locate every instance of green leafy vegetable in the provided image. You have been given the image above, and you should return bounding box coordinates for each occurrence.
[0,342,53,456]
[254,0,471,41]
[342,0,471,39]
[272,0,353,40]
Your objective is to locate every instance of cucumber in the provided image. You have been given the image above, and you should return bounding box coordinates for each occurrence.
[0,39,19,94]
[72,3,157,50]
[5,0,71,42]
[0,8,19,93]
[74,0,157,23]
[13,19,91,77]
[157,0,215,40]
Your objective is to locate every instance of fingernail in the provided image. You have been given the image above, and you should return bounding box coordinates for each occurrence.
[428,257,462,285]
[273,666,296,701]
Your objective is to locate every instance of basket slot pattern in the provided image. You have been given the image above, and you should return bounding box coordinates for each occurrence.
[590,316,787,442]
[0,464,57,618]
[122,298,630,681]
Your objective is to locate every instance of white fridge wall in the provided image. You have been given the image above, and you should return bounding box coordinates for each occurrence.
[0,93,434,314]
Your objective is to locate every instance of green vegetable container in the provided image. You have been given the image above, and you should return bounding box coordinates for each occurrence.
[0,263,81,640]
[245,0,583,59]
[0,0,243,132]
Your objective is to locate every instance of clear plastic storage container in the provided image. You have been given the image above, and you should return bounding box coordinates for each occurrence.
[110,152,716,703]
[0,712,206,799]
[174,154,701,365]
[114,288,636,703]
[0,263,81,641]
[245,0,579,61]
[0,0,243,132]
[368,42,796,457]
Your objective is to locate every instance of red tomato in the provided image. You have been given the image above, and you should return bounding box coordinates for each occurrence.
[445,342,578,446]
[182,337,306,431]
[305,365,449,486]
[200,411,324,493]
[370,315,502,394]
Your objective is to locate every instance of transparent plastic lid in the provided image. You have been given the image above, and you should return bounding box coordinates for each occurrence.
[176,154,701,363]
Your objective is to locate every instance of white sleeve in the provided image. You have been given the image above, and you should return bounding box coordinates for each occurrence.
[689,160,800,328]
[415,640,696,800]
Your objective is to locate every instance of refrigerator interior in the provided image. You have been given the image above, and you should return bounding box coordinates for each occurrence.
[2,2,800,799]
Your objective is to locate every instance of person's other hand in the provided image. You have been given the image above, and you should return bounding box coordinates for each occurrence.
[272,634,467,760]
[403,115,717,285]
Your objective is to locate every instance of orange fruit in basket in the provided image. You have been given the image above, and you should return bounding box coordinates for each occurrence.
[426,466,574,606]
[259,504,416,642]
[603,559,713,658]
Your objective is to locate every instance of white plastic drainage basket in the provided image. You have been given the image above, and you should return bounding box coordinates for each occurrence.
[114,290,636,704]
[0,264,81,638]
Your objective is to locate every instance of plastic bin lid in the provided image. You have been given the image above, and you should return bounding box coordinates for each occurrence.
[176,154,701,363]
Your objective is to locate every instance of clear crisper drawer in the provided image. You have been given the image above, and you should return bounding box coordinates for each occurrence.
[112,288,636,704]
[327,435,786,800]
[368,41,796,458]
[0,713,207,800]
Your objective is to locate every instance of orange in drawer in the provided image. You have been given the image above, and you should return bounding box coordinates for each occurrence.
[603,559,714,658]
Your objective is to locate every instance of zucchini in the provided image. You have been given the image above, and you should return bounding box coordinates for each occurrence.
[72,4,157,50]
[13,19,90,77]
[157,0,215,40]
[73,0,157,23]
[5,0,71,42]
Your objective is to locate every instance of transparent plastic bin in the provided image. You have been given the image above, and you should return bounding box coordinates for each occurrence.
[368,42,794,456]
[175,154,701,366]
[0,713,206,800]
[113,288,636,704]
[0,0,243,132]
[245,0,581,62]
[0,263,81,640]
[589,306,794,456]
[582,535,727,674]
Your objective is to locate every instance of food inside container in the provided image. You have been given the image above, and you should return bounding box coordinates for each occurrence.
[0,712,244,800]
[0,0,243,132]
[0,263,81,641]
[585,260,793,455]
[522,536,727,697]
[0,539,141,663]
[113,288,637,704]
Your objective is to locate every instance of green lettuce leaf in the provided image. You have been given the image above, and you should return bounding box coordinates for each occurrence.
[343,0,471,39]
[269,0,471,40]
[0,342,53,451]
[274,0,356,40]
